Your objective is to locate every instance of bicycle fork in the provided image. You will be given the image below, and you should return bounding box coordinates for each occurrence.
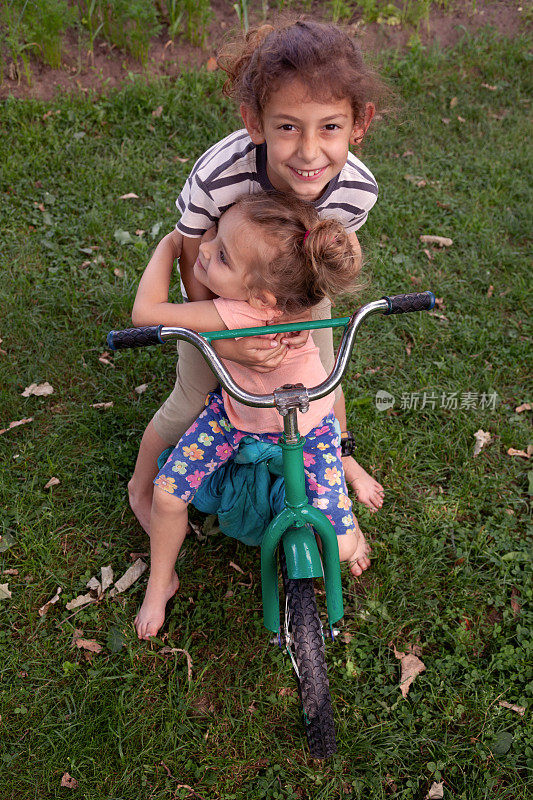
[259,391,344,634]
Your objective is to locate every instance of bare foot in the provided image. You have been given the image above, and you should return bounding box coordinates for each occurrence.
[128,479,153,535]
[347,528,371,578]
[337,520,372,579]
[342,455,384,512]
[134,571,179,640]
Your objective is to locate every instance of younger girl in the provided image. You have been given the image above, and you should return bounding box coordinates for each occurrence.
[134,193,379,640]
[129,18,387,548]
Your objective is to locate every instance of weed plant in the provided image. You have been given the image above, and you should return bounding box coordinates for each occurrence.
[181,0,212,48]
[0,29,532,800]
[0,2,504,76]
[1,0,75,75]
[234,0,251,34]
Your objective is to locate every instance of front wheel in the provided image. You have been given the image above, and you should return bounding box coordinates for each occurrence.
[280,552,337,758]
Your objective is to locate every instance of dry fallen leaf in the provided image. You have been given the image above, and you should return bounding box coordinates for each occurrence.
[419,235,453,248]
[510,588,521,617]
[481,83,498,91]
[109,559,147,596]
[174,156,189,163]
[65,592,97,611]
[487,284,494,297]
[0,584,12,600]
[90,402,113,409]
[152,105,163,117]
[60,773,78,789]
[99,352,114,366]
[450,96,458,108]
[44,477,60,490]
[86,575,102,595]
[229,561,245,574]
[507,447,530,458]
[119,192,139,199]
[499,700,525,716]
[441,117,450,125]
[101,565,114,592]
[426,782,444,799]
[405,173,426,185]
[515,403,531,413]
[206,56,218,71]
[2,568,18,576]
[38,586,62,616]
[74,638,103,654]
[473,429,491,457]
[113,267,124,278]
[22,381,54,397]
[392,644,426,698]
[135,383,148,394]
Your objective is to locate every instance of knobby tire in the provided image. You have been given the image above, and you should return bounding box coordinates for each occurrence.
[280,552,337,758]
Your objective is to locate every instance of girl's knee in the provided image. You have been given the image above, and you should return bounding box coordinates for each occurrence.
[153,486,188,516]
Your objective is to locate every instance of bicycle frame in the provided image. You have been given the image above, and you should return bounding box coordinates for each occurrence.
[108,291,435,636]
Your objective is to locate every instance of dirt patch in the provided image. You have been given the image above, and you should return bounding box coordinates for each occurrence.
[0,1,528,102]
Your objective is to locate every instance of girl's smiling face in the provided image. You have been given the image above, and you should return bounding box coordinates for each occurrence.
[193,206,263,301]
[241,79,373,202]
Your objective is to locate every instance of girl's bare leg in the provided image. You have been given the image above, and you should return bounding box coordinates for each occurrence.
[334,390,384,512]
[128,421,171,535]
[342,455,384,512]
[134,487,187,640]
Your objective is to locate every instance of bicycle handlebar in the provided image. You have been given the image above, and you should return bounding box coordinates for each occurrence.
[107,291,435,410]
[382,291,435,315]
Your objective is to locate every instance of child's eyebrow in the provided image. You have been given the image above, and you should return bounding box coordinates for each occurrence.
[271,113,350,123]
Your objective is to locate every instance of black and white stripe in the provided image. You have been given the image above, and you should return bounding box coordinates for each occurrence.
[175,129,378,237]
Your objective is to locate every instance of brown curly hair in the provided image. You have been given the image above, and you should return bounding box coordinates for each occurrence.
[233,192,363,315]
[218,18,388,126]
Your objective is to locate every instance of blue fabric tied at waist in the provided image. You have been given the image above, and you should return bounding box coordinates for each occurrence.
[157,437,286,547]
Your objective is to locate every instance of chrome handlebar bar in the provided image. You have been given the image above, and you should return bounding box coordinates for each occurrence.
[107,292,435,410]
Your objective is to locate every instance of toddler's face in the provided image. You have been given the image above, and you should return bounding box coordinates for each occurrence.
[243,79,368,202]
[194,206,262,301]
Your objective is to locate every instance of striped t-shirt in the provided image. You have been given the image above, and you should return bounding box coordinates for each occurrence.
[176,129,378,237]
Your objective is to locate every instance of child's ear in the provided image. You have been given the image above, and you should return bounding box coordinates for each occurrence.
[248,290,278,311]
[240,104,265,145]
[350,102,375,146]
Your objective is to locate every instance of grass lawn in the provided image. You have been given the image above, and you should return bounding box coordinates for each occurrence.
[0,28,531,800]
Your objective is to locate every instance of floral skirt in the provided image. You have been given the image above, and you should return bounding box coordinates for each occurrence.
[154,392,358,536]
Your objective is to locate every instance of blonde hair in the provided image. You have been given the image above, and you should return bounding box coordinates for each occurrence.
[234,192,362,315]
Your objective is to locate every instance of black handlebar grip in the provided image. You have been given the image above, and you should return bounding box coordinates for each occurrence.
[382,291,435,315]
[107,325,164,351]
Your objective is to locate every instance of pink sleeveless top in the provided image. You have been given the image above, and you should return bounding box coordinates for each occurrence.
[212,298,334,435]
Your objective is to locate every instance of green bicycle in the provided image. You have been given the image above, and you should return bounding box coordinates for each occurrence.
[108,290,435,758]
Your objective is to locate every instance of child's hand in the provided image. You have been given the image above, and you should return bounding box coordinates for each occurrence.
[214,335,290,373]
[274,308,312,349]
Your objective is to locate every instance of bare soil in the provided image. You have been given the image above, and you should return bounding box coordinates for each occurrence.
[0,1,528,102]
